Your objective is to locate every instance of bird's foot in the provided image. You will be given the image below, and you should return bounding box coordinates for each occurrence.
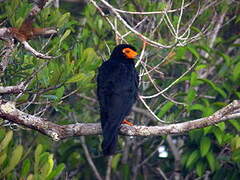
[122,119,133,126]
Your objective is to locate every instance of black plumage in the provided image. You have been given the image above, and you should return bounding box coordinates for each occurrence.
[97,44,139,156]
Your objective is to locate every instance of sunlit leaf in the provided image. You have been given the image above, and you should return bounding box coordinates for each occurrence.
[2,145,23,176]
[0,131,13,152]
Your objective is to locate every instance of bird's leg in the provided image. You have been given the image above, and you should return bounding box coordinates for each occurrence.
[122,119,133,126]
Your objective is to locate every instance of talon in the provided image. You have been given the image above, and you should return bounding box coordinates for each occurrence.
[122,119,133,126]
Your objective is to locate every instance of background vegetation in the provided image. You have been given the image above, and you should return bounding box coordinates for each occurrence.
[0,0,239,179]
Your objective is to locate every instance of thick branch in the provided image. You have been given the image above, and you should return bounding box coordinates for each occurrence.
[0,83,24,94]
[0,100,240,140]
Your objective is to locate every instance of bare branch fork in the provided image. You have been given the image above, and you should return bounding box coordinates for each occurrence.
[0,99,240,141]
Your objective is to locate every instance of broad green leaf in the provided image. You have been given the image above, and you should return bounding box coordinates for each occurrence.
[111,154,122,171]
[39,152,50,167]
[213,127,223,144]
[206,151,216,171]
[35,144,43,173]
[186,150,200,168]
[2,145,23,176]
[21,159,31,178]
[157,102,174,118]
[66,73,85,84]
[0,131,12,152]
[185,88,196,105]
[57,13,70,27]
[189,104,205,113]
[176,47,186,59]
[200,137,211,157]
[46,163,65,180]
[229,120,240,131]
[203,126,212,135]
[196,161,205,177]
[0,152,7,166]
[40,154,54,178]
[216,122,225,131]
[83,48,98,64]
[55,86,65,99]
[231,136,240,150]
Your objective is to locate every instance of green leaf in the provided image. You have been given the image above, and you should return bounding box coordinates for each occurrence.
[195,64,207,71]
[82,48,98,64]
[40,154,54,178]
[57,13,70,27]
[185,88,196,105]
[206,151,216,171]
[111,154,122,171]
[189,104,205,113]
[176,47,186,59]
[35,144,43,173]
[21,159,31,178]
[213,127,223,144]
[190,72,198,87]
[231,136,240,150]
[200,137,211,157]
[0,131,13,152]
[66,73,85,83]
[232,149,240,162]
[46,163,65,180]
[232,61,240,81]
[199,78,227,98]
[203,126,212,135]
[229,120,240,131]
[186,150,200,168]
[27,174,34,180]
[55,86,65,99]
[59,29,71,45]
[216,122,225,131]
[157,102,174,118]
[1,145,23,176]
[187,46,200,59]
[196,161,205,177]
[0,152,7,166]
[122,164,130,180]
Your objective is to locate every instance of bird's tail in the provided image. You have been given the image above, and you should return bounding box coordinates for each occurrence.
[101,122,120,156]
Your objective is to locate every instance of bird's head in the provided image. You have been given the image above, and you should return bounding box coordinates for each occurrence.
[110,44,138,60]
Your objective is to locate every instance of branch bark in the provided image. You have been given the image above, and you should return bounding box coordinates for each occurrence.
[0,100,240,140]
[0,83,24,94]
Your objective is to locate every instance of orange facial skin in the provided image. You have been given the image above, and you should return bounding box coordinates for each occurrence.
[122,48,138,59]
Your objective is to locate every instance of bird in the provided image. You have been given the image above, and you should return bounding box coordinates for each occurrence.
[97,44,139,156]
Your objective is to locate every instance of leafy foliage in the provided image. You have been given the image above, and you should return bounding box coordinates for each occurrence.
[0,128,65,179]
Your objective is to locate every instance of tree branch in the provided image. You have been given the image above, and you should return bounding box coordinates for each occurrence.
[0,83,24,94]
[0,100,240,140]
